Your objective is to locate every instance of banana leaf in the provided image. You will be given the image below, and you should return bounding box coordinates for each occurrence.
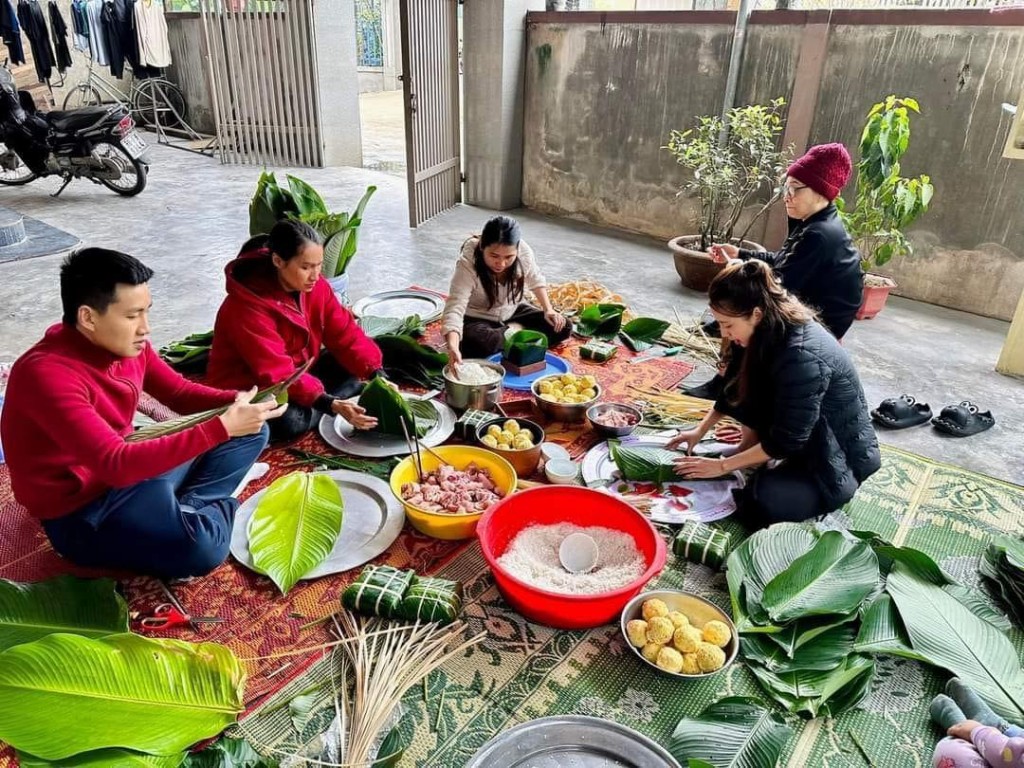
[620,317,670,352]
[288,690,319,736]
[980,537,1024,629]
[853,594,928,662]
[287,174,328,217]
[852,531,953,585]
[0,634,244,760]
[575,303,626,340]
[159,331,214,373]
[126,359,313,443]
[503,329,548,366]
[18,749,185,767]
[249,472,344,595]
[761,531,879,623]
[746,653,874,719]
[321,228,349,280]
[762,611,859,658]
[333,185,377,277]
[375,335,448,389]
[668,697,793,768]
[725,523,817,631]
[182,736,277,768]
[342,565,414,618]
[673,521,734,570]
[359,314,425,339]
[741,624,857,674]
[608,440,683,484]
[886,564,1024,721]
[0,576,129,651]
[358,378,428,438]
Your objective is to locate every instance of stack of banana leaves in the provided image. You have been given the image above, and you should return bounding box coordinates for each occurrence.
[728,525,1024,722]
[159,331,213,374]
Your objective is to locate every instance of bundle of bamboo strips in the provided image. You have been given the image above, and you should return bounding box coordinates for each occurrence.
[660,310,721,368]
[630,386,716,425]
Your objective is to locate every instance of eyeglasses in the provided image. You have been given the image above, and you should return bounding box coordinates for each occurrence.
[781,182,808,199]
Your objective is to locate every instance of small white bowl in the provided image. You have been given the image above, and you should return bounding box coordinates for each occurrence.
[545,458,579,485]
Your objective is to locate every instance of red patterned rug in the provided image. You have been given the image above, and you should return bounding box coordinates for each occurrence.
[0,336,693,767]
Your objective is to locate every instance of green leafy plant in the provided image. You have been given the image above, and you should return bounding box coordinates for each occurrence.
[248,171,376,278]
[665,98,791,251]
[0,634,244,761]
[836,96,934,274]
[249,472,344,594]
[668,697,793,768]
[575,303,626,340]
[0,576,128,651]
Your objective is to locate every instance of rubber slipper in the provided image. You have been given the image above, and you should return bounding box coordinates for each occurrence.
[871,394,932,429]
[931,401,995,437]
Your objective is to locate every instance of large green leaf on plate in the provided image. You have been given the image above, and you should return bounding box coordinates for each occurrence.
[249,472,344,595]
[0,576,129,651]
[0,633,244,760]
[726,524,817,630]
[18,749,185,767]
[887,565,1024,721]
[741,623,856,673]
[668,697,793,768]
[761,531,879,623]
[358,378,427,438]
[608,440,683,484]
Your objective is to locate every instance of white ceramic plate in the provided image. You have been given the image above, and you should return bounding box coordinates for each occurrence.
[581,435,742,524]
[230,469,405,579]
[317,398,456,458]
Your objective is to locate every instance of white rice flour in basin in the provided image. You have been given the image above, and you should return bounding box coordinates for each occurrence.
[496,523,645,595]
[454,362,501,385]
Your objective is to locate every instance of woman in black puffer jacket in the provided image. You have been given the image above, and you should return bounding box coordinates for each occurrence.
[669,260,880,528]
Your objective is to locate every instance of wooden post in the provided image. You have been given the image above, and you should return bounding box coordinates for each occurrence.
[996,288,1024,378]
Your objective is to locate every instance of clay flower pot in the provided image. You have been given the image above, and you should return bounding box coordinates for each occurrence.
[668,236,765,293]
[856,274,897,320]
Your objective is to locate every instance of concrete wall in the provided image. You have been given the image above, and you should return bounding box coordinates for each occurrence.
[522,10,1024,320]
[166,16,216,135]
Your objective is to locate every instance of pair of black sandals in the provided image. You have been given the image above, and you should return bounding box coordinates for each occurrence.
[871,394,995,437]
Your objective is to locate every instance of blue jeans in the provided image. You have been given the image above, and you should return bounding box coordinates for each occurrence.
[43,426,269,579]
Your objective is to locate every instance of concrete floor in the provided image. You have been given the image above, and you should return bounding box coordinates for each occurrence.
[0,139,1021,485]
[359,90,406,177]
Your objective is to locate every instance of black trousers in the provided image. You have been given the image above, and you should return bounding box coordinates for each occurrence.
[271,351,362,442]
[461,303,572,359]
[732,464,828,530]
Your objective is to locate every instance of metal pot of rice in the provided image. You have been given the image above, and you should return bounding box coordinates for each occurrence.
[444,359,505,411]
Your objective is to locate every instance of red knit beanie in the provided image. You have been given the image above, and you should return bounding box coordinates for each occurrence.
[786,143,852,201]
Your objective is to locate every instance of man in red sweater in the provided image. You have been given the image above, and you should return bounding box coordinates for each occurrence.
[0,248,286,579]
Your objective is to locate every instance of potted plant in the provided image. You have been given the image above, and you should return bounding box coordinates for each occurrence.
[836,96,933,320]
[664,97,791,292]
[248,172,377,306]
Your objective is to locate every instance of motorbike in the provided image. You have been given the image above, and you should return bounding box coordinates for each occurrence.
[0,67,147,197]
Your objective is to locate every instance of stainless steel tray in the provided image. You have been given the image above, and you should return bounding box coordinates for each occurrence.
[466,716,681,768]
[230,469,405,579]
[317,398,456,458]
[351,289,445,323]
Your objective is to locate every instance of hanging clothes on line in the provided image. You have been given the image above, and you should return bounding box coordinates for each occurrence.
[134,0,169,69]
[48,1,72,73]
[84,0,108,65]
[17,0,55,83]
[70,0,87,52]
[102,0,138,79]
[0,0,24,65]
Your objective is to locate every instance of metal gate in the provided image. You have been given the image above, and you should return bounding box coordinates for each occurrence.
[199,0,323,166]
[399,0,462,227]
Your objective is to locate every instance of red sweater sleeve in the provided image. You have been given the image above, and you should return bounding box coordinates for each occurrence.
[142,345,235,413]
[29,361,229,489]
[320,287,382,379]
[226,304,325,407]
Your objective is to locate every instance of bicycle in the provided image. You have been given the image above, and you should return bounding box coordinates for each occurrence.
[62,62,187,131]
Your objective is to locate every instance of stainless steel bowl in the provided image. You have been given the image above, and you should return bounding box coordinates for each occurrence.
[587,402,642,438]
[620,589,739,679]
[531,375,601,423]
[443,359,505,412]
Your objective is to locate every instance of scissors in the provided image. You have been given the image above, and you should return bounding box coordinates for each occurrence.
[138,603,225,631]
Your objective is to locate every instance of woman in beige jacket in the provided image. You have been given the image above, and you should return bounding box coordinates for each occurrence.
[442,216,570,365]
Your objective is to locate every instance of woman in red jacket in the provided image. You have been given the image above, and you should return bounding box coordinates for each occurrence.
[207,220,385,441]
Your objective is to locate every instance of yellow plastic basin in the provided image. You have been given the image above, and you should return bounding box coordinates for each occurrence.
[390,445,518,540]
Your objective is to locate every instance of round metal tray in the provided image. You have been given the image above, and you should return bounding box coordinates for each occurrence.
[465,715,681,768]
[350,289,445,323]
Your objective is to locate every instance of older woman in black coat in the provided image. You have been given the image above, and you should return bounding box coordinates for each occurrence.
[669,260,880,529]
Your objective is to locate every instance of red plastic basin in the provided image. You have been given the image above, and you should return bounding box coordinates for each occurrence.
[476,486,667,629]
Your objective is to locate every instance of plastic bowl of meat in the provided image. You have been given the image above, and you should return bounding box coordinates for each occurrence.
[390,445,518,540]
[587,402,642,438]
[477,486,666,629]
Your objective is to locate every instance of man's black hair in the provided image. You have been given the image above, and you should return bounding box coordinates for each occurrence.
[60,248,154,326]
